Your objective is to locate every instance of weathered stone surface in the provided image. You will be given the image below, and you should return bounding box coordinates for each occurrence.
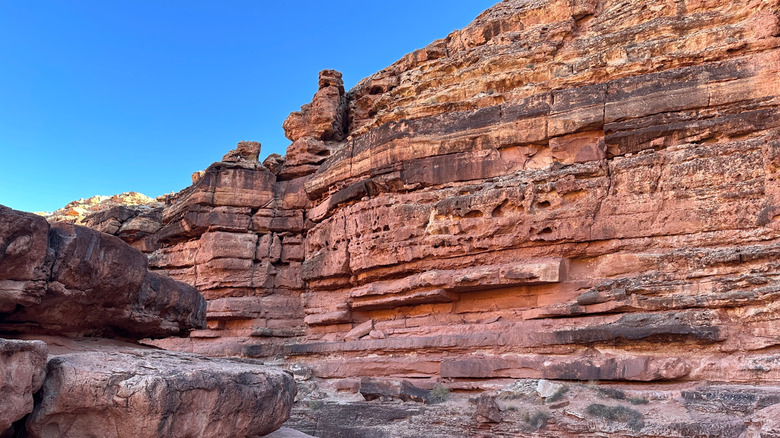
[287,378,780,438]
[283,70,347,143]
[0,205,206,338]
[0,338,47,432]
[0,206,51,312]
[344,319,373,342]
[44,192,162,227]
[25,347,295,438]
[746,403,780,437]
[52,0,780,435]
[360,378,430,403]
[260,427,316,438]
[222,140,261,163]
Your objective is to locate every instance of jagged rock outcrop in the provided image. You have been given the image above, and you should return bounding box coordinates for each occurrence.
[58,0,780,435]
[0,339,47,432]
[279,70,348,180]
[44,191,162,226]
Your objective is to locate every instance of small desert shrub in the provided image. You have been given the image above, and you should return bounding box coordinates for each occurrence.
[522,410,549,431]
[586,404,644,432]
[628,396,650,405]
[597,387,626,400]
[429,385,451,404]
[546,385,570,403]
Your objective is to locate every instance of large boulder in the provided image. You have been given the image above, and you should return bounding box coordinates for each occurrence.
[26,347,296,438]
[0,205,206,338]
[0,338,48,433]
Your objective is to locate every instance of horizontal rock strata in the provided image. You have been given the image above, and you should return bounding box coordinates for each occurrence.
[62,0,780,435]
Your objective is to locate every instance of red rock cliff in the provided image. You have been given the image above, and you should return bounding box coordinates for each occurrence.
[80,0,780,435]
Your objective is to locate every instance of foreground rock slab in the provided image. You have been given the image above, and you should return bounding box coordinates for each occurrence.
[26,347,295,438]
[0,339,48,433]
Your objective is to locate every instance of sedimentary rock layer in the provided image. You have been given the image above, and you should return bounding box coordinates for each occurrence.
[66,0,780,436]
[78,0,779,384]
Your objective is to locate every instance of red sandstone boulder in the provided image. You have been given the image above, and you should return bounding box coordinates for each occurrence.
[25,347,295,438]
[0,205,206,338]
[0,338,47,433]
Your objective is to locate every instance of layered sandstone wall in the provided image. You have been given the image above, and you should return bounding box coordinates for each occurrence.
[68,0,780,435]
[131,0,780,377]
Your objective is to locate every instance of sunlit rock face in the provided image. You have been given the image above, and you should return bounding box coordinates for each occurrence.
[43,191,163,226]
[72,0,780,435]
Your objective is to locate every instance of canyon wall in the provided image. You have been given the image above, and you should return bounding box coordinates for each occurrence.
[77,0,780,435]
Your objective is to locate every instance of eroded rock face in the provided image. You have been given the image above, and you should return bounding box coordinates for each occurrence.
[0,205,292,437]
[25,347,295,438]
[0,205,51,313]
[283,70,347,144]
[0,339,48,433]
[85,0,780,387]
[80,205,163,252]
[54,0,780,436]
[222,140,262,164]
[44,192,162,226]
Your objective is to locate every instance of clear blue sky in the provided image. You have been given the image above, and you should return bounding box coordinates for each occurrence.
[0,1,496,213]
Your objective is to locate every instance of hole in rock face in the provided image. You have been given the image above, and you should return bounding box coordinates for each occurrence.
[382,225,390,232]
[463,210,483,218]
[539,227,553,235]
[537,200,552,208]
[491,199,523,218]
